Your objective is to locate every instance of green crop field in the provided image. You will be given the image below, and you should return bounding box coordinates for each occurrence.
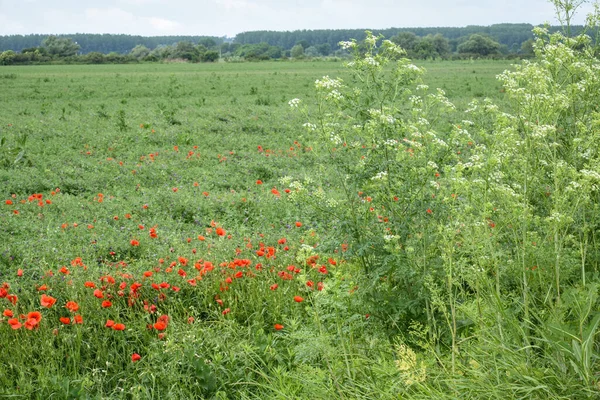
[1,47,598,399]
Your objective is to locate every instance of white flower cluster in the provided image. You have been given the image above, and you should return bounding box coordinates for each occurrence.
[339,41,357,50]
[325,89,344,101]
[371,171,388,180]
[315,76,343,90]
[288,98,301,108]
[364,56,379,66]
[330,133,343,144]
[303,122,317,131]
[384,234,399,242]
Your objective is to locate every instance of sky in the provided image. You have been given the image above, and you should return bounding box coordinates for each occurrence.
[0,0,596,38]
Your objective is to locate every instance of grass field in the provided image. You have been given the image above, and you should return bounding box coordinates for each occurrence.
[0,58,534,399]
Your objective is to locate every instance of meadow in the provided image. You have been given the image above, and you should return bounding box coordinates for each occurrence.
[1,39,599,399]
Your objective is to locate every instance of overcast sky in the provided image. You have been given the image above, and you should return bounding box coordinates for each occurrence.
[0,0,596,37]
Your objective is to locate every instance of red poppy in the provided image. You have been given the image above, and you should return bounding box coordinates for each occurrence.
[101,300,112,308]
[8,318,21,330]
[105,320,115,328]
[112,323,125,331]
[256,180,263,185]
[131,353,141,362]
[3,309,13,317]
[74,315,83,324]
[293,296,304,303]
[295,221,302,227]
[154,321,167,331]
[41,294,57,308]
[130,239,140,246]
[216,227,226,237]
[65,301,79,312]
[222,308,231,315]
[93,289,104,299]
[60,317,71,325]
[84,281,96,288]
[274,324,284,331]
[17,269,23,277]
[24,311,42,330]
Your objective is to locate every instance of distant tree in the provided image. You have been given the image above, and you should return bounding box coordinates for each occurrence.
[304,46,320,57]
[457,34,502,56]
[431,33,450,56]
[41,36,80,57]
[316,43,331,56]
[0,50,16,65]
[197,38,217,49]
[83,52,106,64]
[130,45,150,60]
[391,32,419,53]
[172,41,199,61]
[149,44,172,60]
[266,46,283,59]
[290,44,305,59]
[296,40,309,50]
[520,39,534,55]
[201,50,219,62]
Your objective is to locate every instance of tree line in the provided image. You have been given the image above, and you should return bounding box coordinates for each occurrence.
[0,24,593,65]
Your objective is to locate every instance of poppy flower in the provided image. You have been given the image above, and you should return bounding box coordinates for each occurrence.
[293,296,304,303]
[274,324,284,331]
[3,309,13,317]
[65,301,79,312]
[216,227,226,237]
[105,320,115,328]
[25,311,42,330]
[93,289,104,299]
[41,294,57,308]
[74,315,83,324]
[130,239,140,246]
[101,300,112,308]
[222,308,231,315]
[112,323,125,331]
[17,269,23,277]
[8,318,21,330]
[256,180,263,185]
[84,281,96,288]
[295,221,302,227]
[131,353,141,362]
[60,317,71,325]
[154,321,167,331]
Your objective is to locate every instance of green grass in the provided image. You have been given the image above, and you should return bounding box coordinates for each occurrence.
[0,59,514,398]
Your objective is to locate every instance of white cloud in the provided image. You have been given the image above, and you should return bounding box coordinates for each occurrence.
[148,17,181,32]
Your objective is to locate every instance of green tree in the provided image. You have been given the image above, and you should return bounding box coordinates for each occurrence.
[317,43,331,56]
[290,44,304,59]
[520,38,535,55]
[390,32,420,53]
[41,36,80,57]
[130,44,150,60]
[0,50,16,65]
[201,50,219,62]
[457,34,502,55]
